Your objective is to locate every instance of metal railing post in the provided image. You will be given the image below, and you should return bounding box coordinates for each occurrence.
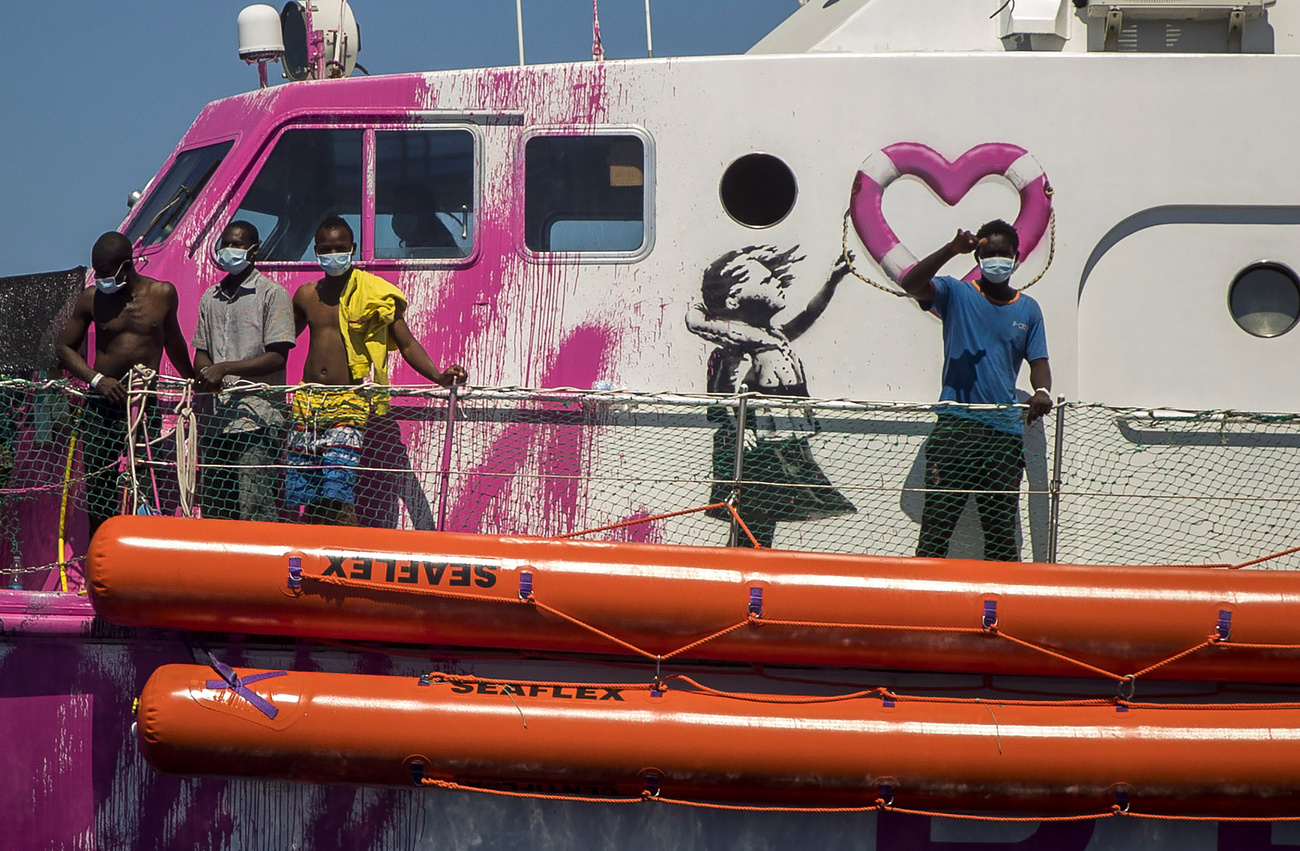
[1047,397,1066,563]
[435,384,459,532]
[727,394,749,547]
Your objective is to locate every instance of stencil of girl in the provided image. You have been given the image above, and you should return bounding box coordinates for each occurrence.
[686,245,856,548]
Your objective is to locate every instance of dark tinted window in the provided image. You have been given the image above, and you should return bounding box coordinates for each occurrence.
[231,129,363,262]
[125,141,233,247]
[374,130,475,260]
[525,135,644,253]
[719,153,797,228]
[1229,262,1300,338]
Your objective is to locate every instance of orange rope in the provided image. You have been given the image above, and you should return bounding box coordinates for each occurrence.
[419,778,646,805]
[760,617,984,635]
[1233,545,1300,569]
[1223,641,1300,650]
[420,672,657,692]
[415,779,1300,822]
[1127,639,1216,679]
[668,675,889,705]
[660,619,753,660]
[653,796,882,814]
[527,599,659,660]
[558,503,729,539]
[723,502,763,548]
[418,671,1130,711]
[1123,811,1300,823]
[1122,699,1300,711]
[990,630,1127,682]
[893,693,1114,708]
[880,804,1119,823]
[556,501,763,549]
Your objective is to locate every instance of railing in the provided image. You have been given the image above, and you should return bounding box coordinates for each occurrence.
[1,376,1298,590]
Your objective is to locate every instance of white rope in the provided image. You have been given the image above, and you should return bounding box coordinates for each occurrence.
[124,367,156,513]
[174,378,198,517]
[840,182,1056,295]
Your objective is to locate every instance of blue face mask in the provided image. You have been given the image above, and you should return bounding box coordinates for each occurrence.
[215,246,252,275]
[94,259,128,293]
[978,256,1016,284]
[316,251,353,277]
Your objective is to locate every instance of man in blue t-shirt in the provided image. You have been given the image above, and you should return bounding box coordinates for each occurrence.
[898,219,1052,561]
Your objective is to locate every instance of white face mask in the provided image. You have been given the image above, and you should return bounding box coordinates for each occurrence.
[94,260,128,294]
[215,246,253,275]
[978,256,1016,284]
[316,251,353,277]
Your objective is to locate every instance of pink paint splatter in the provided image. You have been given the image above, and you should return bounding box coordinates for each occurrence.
[447,323,618,535]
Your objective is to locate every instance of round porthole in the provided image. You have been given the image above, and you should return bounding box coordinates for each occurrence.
[1228,261,1300,338]
[719,153,797,228]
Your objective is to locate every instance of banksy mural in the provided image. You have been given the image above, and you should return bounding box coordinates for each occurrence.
[685,245,856,547]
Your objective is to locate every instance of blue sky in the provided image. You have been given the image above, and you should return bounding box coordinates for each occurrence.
[3,0,799,276]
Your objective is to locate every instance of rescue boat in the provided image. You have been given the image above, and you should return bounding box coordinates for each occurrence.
[137,662,1300,815]
[91,515,1300,683]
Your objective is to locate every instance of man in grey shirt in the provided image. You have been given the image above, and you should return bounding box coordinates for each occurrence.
[193,221,295,521]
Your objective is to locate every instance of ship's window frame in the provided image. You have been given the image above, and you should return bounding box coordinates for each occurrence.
[520,125,655,265]
[123,139,236,250]
[1227,260,1300,339]
[369,123,482,269]
[218,121,482,270]
[223,125,364,266]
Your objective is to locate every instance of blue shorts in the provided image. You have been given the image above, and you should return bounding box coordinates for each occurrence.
[285,446,361,506]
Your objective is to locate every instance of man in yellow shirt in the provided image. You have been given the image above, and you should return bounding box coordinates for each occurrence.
[289,216,467,525]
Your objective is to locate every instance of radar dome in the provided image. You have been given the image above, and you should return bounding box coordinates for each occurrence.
[237,5,285,61]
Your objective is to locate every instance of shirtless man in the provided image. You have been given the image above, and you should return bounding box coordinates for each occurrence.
[57,231,196,537]
[289,216,466,524]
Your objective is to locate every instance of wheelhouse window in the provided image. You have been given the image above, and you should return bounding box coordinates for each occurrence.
[125,141,233,248]
[525,134,646,254]
[374,129,476,259]
[231,129,363,262]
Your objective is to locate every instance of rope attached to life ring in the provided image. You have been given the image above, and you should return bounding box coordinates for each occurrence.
[841,182,1056,295]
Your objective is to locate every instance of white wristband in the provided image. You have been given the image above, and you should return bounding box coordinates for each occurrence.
[1033,387,1051,397]
[90,373,104,389]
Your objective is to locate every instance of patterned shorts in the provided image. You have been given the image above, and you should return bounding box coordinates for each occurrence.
[285,389,368,507]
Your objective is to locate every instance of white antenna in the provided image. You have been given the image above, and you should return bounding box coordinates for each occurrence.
[516,0,526,66]
[592,0,605,62]
[644,0,654,57]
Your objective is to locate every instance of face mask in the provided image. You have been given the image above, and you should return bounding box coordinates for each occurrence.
[94,259,128,294]
[316,252,353,277]
[978,256,1016,284]
[215,247,252,275]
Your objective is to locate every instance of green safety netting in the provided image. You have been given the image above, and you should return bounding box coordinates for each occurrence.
[2,376,1298,589]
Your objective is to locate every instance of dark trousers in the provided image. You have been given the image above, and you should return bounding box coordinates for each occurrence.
[917,415,1025,562]
[200,428,280,521]
[81,397,158,539]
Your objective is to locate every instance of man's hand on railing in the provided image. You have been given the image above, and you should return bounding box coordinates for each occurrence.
[197,364,227,394]
[95,375,127,405]
[1027,390,1053,423]
[436,364,468,388]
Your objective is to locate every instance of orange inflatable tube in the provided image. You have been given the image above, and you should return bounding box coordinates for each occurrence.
[91,516,1300,682]
[137,663,1300,814]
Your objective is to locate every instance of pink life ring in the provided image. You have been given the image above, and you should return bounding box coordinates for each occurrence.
[849,142,1053,283]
